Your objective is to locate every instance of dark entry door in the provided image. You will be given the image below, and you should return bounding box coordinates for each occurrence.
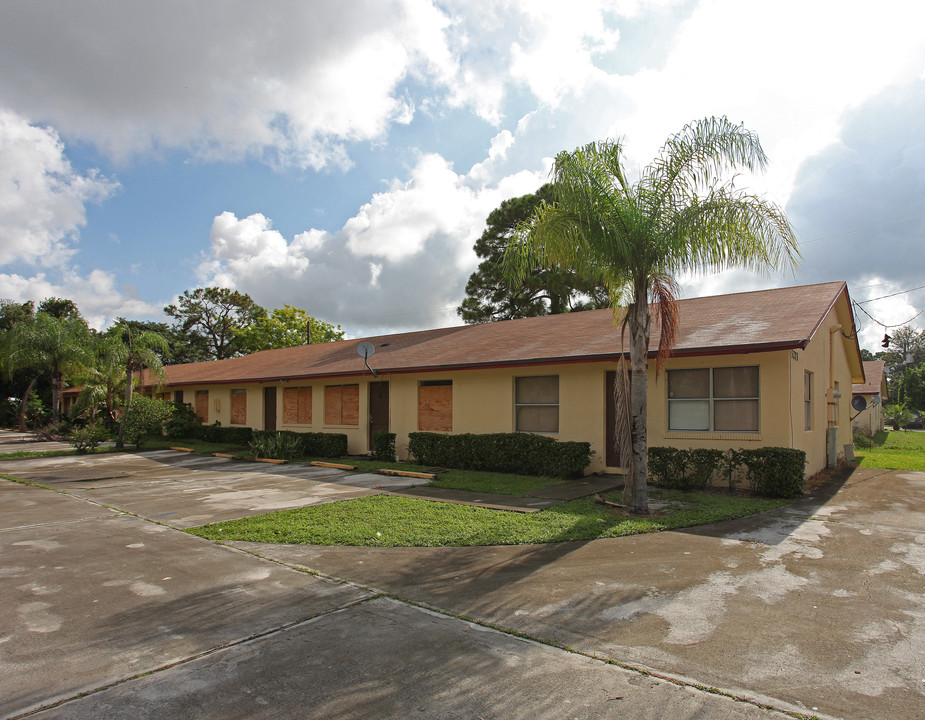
[264,387,277,431]
[368,382,389,449]
[605,370,630,468]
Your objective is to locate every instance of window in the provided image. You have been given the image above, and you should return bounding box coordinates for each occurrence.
[195,390,209,422]
[174,390,184,404]
[325,384,359,425]
[667,366,759,432]
[283,387,312,425]
[515,375,559,433]
[419,380,452,431]
[804,372,812,430]
[231,389,247,425]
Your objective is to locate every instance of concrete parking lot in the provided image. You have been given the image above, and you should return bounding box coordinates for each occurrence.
[1,434,923,719]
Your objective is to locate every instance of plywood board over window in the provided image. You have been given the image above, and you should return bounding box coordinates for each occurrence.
[325,384,359,425]
[283,387,312,425]
[419,381,452,432]
[231,389,247,425]
[195,390,209,423]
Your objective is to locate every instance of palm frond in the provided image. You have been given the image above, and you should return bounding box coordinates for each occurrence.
[650,274,680,374]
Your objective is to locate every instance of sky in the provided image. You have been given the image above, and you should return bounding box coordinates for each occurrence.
[1,0,923,354]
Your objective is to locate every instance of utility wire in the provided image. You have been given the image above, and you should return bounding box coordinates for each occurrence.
[853,301,925,329]
[857,283,925,305]
[797,211,925,245]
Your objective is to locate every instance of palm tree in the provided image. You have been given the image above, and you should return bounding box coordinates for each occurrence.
[72,332,128,426]
[8,313,93,425]
[112,320,169,449]
[505,117,799,514]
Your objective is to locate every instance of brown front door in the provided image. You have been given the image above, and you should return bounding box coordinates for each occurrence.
[264,387,277,431]
[605,370,630,468]
[368,382,389,449]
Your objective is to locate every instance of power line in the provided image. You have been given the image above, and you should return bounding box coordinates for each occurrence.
[857,283,925,305]
[798,211,925,246]
[853,301,925,329]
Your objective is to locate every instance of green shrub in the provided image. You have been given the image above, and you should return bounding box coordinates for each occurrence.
[647,447,685,489]
[121,397,173,447]
[163,400,201,438]
[249,431,303,460]
[647,445,806,497]
[250,430,348,459]
[407,432,591,479]
[373,431,396,462]
[738,448,806,498]
[187,423,254,445]
[69,421,107,453]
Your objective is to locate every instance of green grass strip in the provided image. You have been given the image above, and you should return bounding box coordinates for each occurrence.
[187,490,787,547]
[854,430,925,471]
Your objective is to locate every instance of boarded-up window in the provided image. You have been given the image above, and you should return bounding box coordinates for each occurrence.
[283,387,313,425]
[668,366,759,432]
[515,376,558,433]
[419,381,452,431]
[195,390,209,422]
[231,389,247,425]
[325,384,359,425]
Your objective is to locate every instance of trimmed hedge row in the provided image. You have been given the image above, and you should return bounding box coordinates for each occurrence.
[183,424,255,445]
[407,432,592,479]
[648,446,807,498]
[252,430,348,458]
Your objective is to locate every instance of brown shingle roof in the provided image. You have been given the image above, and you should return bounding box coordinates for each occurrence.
[155,281,853,386]
[853,360,886,395]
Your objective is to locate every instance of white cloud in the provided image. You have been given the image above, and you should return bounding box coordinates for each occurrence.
[0,0,457,169]
[0,269,159,330]
[0,110,117,266]
[198,142,547,335]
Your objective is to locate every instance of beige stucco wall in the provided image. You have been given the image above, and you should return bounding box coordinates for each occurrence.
[852,396,884,435]
[160,297,860,477]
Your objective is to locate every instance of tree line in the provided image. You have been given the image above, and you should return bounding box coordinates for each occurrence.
[0,290,344,435]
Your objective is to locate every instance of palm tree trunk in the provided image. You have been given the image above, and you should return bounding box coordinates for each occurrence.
[18,376,37,431]
[50,371,62,424]
[116,361,133,449]
[628,294,650,515]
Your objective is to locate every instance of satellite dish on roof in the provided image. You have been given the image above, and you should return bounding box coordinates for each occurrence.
[357,341,378,378]
[851,396,868,412]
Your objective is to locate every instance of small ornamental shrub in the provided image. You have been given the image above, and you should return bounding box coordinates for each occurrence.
[249,431,303,460]
[373,431,396,462]
[69,421,107,453]
[121,397,173,447]
[250,430,348,459]
[163,400,201,438]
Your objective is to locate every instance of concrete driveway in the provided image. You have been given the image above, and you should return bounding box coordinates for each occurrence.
[1,443,923,719]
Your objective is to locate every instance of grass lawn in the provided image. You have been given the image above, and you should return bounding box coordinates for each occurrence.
[854,430,925,471]
[0,446,122,459]
[187,490,788,547]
